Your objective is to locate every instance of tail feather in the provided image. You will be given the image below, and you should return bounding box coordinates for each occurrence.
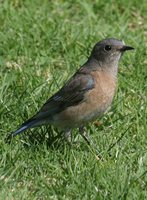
[11,125,29,136]
[6,118,38,142]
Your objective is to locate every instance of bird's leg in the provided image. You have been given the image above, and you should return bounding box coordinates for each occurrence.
[64,128,72,143]
[79,126,103,160]
[79,126,90,145]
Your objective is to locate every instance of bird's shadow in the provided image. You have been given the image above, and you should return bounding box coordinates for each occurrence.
[7,115,111,150]
[18,125,68,150]
[7,107,129,152]
[19,123,106,152]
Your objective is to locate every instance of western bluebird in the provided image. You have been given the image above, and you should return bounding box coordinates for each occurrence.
[7,38,134,143]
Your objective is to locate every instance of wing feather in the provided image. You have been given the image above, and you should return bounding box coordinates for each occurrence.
[33,72,95,119]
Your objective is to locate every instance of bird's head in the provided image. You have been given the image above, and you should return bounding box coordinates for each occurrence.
[91,38,134,69]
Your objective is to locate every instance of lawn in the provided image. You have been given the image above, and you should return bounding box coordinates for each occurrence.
[0,0,146,199]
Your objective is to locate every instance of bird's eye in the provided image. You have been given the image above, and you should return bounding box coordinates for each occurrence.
[104,45,112,51]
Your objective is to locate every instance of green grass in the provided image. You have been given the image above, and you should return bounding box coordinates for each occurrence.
[0,0,147,199]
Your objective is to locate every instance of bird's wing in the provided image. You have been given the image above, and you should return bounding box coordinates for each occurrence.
[6,72,95,140]
[34,72,95,119]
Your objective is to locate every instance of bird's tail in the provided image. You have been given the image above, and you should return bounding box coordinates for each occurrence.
[6,117,39,142]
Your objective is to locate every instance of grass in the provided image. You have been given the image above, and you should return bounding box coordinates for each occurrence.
[0,0,146,199]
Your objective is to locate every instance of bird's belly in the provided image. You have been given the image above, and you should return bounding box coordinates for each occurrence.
[77,90,115,123]
[52,88,115,128]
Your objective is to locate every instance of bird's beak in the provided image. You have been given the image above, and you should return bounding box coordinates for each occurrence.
[120,45,134,51]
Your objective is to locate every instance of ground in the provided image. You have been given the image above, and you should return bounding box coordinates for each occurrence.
[0,0,146,199]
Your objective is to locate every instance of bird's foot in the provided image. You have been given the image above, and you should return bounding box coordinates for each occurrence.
[79,126,90,145]
[79,126,104,161]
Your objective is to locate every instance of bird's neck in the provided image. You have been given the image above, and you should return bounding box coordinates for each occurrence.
[82,58,118,78]
[103,63,118,78]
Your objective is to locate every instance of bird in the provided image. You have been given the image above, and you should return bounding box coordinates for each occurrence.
[6,38,134,143]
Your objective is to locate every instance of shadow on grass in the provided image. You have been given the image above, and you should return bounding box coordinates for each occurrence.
[17,126,69,150]
[5,109,133,155]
